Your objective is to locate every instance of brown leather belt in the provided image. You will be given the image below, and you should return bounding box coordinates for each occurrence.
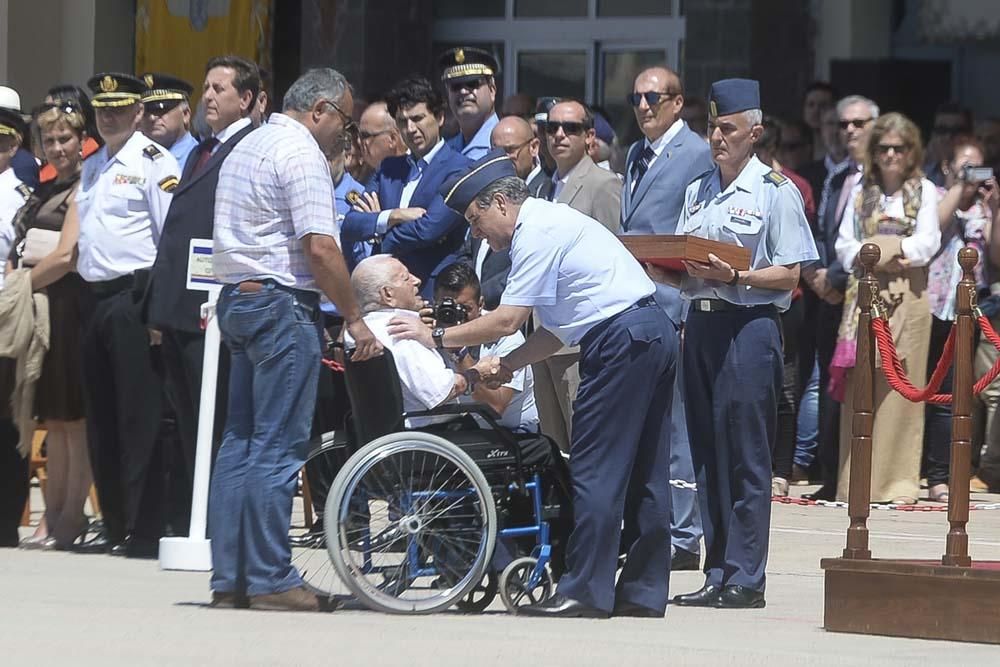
[237,280,266,293]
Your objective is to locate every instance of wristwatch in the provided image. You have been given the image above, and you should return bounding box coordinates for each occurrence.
[726,269,740,287]
[432,326,446,349]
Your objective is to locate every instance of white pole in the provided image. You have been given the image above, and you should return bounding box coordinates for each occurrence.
[158,295,219,571]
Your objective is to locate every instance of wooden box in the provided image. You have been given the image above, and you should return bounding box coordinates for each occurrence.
[620,234,751,273]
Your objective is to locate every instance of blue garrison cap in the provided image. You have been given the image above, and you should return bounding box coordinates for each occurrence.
[440,148,518,213]
[708,78,761,118]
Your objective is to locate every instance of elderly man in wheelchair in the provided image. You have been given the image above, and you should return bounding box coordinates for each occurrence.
[294,255,571,614]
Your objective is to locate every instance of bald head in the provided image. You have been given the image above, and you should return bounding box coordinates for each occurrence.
[632,66,684,143]
[491,115,540,179]
[351,255,422,314]
[359,101,405,170]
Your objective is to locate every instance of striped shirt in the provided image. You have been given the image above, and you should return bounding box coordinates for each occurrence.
[213,113,337,292]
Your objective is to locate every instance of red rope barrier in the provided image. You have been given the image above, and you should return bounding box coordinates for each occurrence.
[322,358,345,373]
[975,315,1000,393]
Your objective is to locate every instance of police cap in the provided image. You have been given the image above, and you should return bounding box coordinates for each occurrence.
[439,47,500,84]
[88,73,145,108]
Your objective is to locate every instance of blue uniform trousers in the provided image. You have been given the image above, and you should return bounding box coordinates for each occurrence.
[556,302,677,613]
[683,307,781,592]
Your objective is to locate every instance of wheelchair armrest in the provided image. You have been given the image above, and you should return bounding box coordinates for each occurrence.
[403,402,502,423]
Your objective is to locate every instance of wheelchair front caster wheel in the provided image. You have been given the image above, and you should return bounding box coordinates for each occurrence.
[499,557,553,612]
[455,571,498,612]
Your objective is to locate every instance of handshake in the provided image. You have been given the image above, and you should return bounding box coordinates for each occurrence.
[469,355,514,389]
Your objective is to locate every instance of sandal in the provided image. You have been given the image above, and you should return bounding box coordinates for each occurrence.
[928,484,950,503]
[889,496,918,506]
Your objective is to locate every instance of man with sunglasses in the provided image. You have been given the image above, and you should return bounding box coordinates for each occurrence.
[621,66,713,574]
[802,94,879,502]
[440,47,500,161]
[74,72,181,557]
[343,76,470,297]
[140,73,198,168]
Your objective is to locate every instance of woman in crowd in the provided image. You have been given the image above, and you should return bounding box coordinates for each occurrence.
[833,112,941,505]
[923,137,998,502]
[35,84,101,184]
[7,101,94,548]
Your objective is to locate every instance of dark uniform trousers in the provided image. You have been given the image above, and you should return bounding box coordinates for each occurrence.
[684,306,782,592]
[0,359,29,547]
[815,300,843,489]
[555,301,677,613]
[81,282,164,544]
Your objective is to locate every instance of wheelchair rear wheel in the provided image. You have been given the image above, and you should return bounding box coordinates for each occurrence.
[327,432,497,614]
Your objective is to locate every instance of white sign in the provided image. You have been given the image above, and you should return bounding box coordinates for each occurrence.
[186,238,222,294]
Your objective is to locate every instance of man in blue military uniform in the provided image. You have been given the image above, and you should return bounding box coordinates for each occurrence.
[650,79,818,609]
[440,47,500,161]
[140,73,198,168]
[389,150,678,618]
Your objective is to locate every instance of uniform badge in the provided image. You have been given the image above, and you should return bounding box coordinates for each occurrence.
[144,74,155,88]
[709,100,718,118]
[688,201,704,215]
[728,216,753,227]
[143,145,163,160]
[113,174,146,186]
[455,49,465,64]
[100,75,118,93]
[727,206,762,219]
[346,190,363,206]
[158,176,179,193]
[15,183,33,200]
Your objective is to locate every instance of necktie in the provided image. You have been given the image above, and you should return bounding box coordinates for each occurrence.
[191,137,220,176]
[407,157,427,182]
[835,169,861,227]
[630,145,656,193]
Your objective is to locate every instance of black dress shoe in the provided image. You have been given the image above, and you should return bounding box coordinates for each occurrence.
[671,548,700,571]
[802,485,835,501]
[715,585,765,609]
[612,601,663,618]
[672,584,722,607]
[517,593,609,619]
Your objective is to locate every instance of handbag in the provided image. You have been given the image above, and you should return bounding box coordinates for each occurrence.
[20,227,61,266]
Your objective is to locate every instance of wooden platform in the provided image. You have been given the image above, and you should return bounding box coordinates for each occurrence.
[821,557,1000,644]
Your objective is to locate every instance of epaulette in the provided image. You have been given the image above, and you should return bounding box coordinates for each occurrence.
[15,183,33,200]
[143,145,163,160]
[158,175,180,193]
[764,170,788,186]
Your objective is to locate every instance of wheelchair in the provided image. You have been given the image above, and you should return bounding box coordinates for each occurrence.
[290,348,572,614]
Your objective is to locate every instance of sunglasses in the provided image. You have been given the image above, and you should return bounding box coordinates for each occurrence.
[448,78,487,94]
[541,120,590,135]
[627,91,677,107]
[324,98,358,137]
[838,118,872,130]
[32,100,82,118]
[876,143,910,156]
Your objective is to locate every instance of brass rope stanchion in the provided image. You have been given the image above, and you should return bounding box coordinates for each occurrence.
[843,243,879,560]
[943,247,976,567]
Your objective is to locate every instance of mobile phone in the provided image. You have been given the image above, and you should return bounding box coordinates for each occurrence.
[961,165,994,183]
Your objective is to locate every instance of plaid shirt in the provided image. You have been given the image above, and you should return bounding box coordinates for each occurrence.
[213,113,337,292]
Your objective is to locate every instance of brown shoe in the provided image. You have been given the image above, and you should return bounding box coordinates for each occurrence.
[970,475,990,493]
[249,586,321,612]
[211,591,250,609]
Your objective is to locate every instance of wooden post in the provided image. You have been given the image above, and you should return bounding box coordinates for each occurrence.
[844,243,879,560]
[943,247,976,567]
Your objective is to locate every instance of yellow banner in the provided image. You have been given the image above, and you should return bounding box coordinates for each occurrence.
[135,0,271,107]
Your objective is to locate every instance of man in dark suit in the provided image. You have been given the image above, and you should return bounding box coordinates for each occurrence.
[621,66,714,571]
[144,55,260,533]
[343,76,470,298]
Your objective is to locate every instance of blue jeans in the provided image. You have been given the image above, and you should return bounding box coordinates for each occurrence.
[794,361,820,470]
[209,282,322,597]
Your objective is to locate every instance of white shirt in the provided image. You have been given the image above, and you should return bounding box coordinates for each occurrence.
[631,118,684,193]
[375,139,445,233]
[501,198,655,346]
[213,113,337,292]
[346,309,458,426]
[551,157,585,201]
[214,117,253,146]
[449,329,539,432]
[835,177,942,271]
[0,168,30,290]
[76,132,179,282]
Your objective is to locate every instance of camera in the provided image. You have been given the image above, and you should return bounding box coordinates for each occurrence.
[960,165,994,183]
[434,297,468,325]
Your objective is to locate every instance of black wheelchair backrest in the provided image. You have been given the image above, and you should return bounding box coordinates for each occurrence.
[343,348,405,444]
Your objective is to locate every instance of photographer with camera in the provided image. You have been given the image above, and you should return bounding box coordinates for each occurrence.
[433,262,538,432]
[933,137,1000,496]
[346,255,494,427]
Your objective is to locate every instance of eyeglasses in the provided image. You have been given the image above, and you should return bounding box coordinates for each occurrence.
[875,143,910,156]
[358,128,393,142]
[31,100,82,118]
[324,98,357,137]
[448,78,487,94]
[499,138,533,156]
[838,118,872,130]
[541,120,590,135]
[627,91,677,107]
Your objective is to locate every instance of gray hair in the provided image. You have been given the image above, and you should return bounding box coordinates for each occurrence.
[282,68,351,113]
[836,95,880,120]
[473,176,530,209]
[351,255,399,315]
[744,109,763,126]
